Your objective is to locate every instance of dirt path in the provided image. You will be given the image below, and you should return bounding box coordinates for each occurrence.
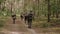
[0,18,60,34]
[0,18,38,34]
[22,21,37,34]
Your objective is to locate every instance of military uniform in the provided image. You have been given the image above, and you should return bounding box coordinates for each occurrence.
[25,15,28,23]
[27,11,33,28]
[20,15,23,20]
[12,14,16,24]
[23,13,28,24]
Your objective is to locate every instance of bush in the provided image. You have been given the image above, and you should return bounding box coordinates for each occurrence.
[33,22,54,28]
[40,23,53,28]
[0,20,5,28]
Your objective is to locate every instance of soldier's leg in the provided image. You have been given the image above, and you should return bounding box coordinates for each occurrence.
[25,18,27,24]
[28,19,32,28]
[21,16,23,20]
[13,19,15,24]
[25,20,26,24]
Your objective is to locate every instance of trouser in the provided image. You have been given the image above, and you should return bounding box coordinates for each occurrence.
[13,19,16,24]
[28,19,32,28]
[24,17,27,24]
[21,16,23,20]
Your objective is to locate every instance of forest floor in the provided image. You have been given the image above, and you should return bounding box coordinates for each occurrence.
[0,17,38,34]
[0,17,60,34]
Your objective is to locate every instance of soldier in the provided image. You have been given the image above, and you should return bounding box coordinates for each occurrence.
[12,14,16,24]
[20,14,23,20]
[25,15,28,24]
[24,12,28,24]
[27,11,34,28]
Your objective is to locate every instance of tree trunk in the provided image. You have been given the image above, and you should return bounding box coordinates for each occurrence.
[53,11,55,17]
[56,11,59,18]
[56,0,59,18]
[37,0,39,17]
[48,0,50,22]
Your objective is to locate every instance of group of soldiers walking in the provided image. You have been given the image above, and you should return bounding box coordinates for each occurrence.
[11,10,34,29]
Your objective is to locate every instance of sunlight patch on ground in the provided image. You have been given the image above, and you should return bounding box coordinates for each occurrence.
[1,29,24,34]
[9,32,23,34]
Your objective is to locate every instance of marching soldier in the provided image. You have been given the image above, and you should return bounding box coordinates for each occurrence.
[12,14,16,24]
[20,14,23,20]
[27,11,34,28]
[24,12,28,24]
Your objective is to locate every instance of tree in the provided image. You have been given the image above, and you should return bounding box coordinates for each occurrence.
[56,0,59,18]
[0,0,5,10]
[47,0,51,22]
[37,0,39,16]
